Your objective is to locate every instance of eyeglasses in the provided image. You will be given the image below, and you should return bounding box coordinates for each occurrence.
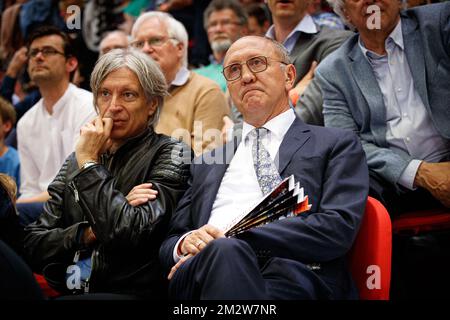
[28,46,66,59]
[222,56,288,82]
[130,37,177,49]
[207,19,241,30]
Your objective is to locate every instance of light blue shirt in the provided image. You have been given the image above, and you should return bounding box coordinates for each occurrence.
[266,15,318,54]
[359,20,450,190]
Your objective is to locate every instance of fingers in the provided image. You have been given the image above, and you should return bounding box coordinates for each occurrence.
[126,183,158,206]
[181,224,224,255]
[168,254,192,280]
[307,60,318,75]
[102,117,113,137]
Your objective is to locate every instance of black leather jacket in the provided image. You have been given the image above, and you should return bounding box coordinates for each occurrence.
[24,128,191,297]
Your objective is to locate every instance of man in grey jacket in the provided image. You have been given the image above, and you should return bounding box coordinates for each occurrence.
[316,1,450,215]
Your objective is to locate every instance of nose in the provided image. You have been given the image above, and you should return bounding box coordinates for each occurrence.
[33,51,45,60]
[103,94,122,116]
[240,63,255,84]
[142,41,155,55]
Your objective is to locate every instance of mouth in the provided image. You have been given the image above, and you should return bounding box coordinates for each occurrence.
[241,88,262,99]
[277,0,293,4]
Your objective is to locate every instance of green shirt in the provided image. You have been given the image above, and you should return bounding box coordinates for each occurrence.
[194,63,227,92]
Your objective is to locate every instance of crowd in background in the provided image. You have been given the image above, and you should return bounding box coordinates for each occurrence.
[0,0,449,300]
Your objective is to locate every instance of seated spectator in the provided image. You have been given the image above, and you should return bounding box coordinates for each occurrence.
[131,11,229,156]
[316,1,450,215]
[160,36,369,300]
[308,0,346,30]
[226,0,353,130]
[16,26,96,226]
[98,30,129,56]
[0,239,44,300]
[245,2,271,36]
[0,97,20,187]
[194,0,249,92]
[24,48,191,298]
[0,173,23,256]
[0,47,41,124]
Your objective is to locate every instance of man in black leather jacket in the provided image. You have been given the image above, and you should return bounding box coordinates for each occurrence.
[24,48,192,298]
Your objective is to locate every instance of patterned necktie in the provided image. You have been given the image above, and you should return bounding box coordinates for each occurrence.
[249,127,282,195]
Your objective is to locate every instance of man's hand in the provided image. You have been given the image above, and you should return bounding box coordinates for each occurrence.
[221,115,234,143]
[6,47,28,78]
[82,226,97,246]
[168,225,225,280]
[168,253,192,280]
[289,61,317,105]
[126,183,158,206]
[180,224,225,256]
[75,116,113,168]
[414,161,450,208]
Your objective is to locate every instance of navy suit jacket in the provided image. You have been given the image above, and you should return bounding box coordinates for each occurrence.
[316,2,450,189]
[160,117,369,298]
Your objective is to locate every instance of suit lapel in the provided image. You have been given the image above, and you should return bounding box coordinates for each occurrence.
[277,117,311,175]
[348,45,387,146]
[402,15,430,110]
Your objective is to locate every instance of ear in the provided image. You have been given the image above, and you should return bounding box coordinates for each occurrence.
[1,120,12,135]
[65,56,78,74]
[147,97,158,118]
[175,41,184,61]
[284,64,296,90]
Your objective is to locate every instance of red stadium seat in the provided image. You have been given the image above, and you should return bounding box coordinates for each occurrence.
[349,197,392,300]
[34,273,60,298]
[392,208,450,235]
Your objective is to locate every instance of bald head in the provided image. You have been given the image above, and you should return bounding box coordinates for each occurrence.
[223,36,296,128]
[99,31,129,56]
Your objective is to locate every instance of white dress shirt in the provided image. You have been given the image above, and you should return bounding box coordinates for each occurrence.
[173,109,296,262]
[17,84,96,198]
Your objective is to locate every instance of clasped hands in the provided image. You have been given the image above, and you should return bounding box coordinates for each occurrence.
[167,224,225,280]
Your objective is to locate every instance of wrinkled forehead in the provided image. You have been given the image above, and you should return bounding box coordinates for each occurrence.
[224,37,276,65]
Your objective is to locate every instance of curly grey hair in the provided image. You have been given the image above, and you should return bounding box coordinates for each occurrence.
[90,48,168,128]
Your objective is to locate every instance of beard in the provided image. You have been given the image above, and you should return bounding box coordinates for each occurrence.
[210,39,232,53]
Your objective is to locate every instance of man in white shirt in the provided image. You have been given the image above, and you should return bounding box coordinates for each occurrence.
[160,36,369,300]
[16,26,96,225]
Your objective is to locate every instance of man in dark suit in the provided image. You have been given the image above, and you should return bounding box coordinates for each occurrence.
[316,1,450,215]
[159,36,369,300]
[226,0,352,128]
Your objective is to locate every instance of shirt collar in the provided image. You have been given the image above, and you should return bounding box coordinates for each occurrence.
[358,19,404,59]
[171,66,190,87]
[242,108,296,144]
[266,14,318,44]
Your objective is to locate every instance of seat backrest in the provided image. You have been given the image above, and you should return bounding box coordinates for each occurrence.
[349,197,392,300]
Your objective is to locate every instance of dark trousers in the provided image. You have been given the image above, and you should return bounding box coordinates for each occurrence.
[0,240,44,300]
[169,238,333,300]
[17,202,44,227]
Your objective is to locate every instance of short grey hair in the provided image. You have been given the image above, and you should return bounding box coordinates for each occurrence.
[264,37,292,64]
[90,48,168,128]
[327,0,355,30]
[203,0,248,30]
[131,11,189,67]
